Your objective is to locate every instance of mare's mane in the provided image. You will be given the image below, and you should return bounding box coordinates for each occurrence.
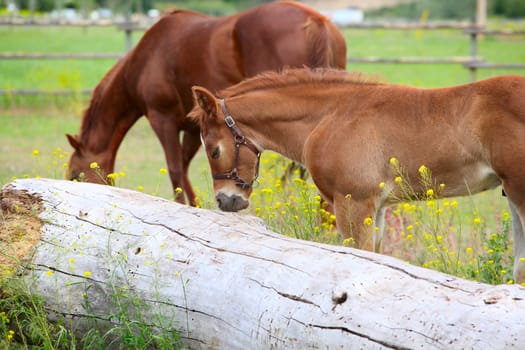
[79,58,128,145]
[218,68,382,99]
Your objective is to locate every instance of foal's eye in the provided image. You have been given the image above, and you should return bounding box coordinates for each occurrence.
[211,147,220,159]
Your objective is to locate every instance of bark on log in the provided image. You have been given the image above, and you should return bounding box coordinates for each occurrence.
[2,178,525,349]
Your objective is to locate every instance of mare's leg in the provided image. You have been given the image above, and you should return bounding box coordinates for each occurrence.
[181,129,201,206]
[333,193,376,251]
[506,198,525,284]
[147,109,186,204]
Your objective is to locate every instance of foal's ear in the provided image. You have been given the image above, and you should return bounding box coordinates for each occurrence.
[192,86,218,116]
[66,134,82,151]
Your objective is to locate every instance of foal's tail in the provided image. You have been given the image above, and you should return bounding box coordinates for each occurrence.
[304,13,347,70]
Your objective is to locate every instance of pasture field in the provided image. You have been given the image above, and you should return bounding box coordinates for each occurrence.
[1,20,524,350]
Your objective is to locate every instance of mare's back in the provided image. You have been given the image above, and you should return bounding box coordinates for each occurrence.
[233,2,347,74]
[125,10,239,111]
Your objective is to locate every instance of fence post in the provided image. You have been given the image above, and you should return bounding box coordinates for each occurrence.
[124,4,133,53]
[469,0,487,81]
[469,26,478,82]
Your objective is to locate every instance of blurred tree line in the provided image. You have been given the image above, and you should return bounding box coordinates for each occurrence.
[368,0,525,20]
[1,0,269,13]
[2,0,525,18]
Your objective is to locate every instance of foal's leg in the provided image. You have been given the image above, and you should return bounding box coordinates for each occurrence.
[333,193,376,251]
[147,109,186,204]
[507,199,525,284]
[181,129,201,206]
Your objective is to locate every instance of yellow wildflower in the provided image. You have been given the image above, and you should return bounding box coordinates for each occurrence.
[418,165,429,175]
[343,238,355,246]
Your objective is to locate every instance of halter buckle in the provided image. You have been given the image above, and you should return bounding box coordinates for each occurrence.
[225,115,235,128]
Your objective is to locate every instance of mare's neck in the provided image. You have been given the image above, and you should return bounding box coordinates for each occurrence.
[79,71,141,157]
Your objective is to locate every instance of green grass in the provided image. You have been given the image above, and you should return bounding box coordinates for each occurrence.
[0,26,130,91]
[343,28,525,86]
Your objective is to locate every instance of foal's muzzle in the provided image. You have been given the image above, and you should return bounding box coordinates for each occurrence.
[216,192,249,212]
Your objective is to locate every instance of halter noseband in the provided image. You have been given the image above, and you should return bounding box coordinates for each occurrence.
[211,99,261,189]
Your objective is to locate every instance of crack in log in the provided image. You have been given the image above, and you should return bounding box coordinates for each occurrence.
[385,326,446,347]
[33,264,107,284]
[143,298,252,338]
[237,223,475,295]
[313,245,476,295]
[291,317,412,350]
[46,305,208,347]
[242,224,476,296]
[248,278,321,309]
[49,204,142,238]
[45,307,115,324]
[137,218,313,277]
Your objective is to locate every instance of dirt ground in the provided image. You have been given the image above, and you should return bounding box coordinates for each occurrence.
[0,187,43,272]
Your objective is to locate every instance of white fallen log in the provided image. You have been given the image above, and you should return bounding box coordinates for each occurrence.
[2,178,525,349]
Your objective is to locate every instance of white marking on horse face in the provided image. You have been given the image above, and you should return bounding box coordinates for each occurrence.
[200,133,224,158]
[216,185,248,199]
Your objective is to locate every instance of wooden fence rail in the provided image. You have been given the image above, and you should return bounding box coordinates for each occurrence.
[0,52,122,59]
[1,19,524,96]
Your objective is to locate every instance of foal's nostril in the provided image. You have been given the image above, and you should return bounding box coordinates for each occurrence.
[216,197,222,208]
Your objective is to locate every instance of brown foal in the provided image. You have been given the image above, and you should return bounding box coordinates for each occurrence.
[189,68,525,283]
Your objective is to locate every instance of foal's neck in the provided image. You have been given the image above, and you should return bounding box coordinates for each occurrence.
[229,90,333,163]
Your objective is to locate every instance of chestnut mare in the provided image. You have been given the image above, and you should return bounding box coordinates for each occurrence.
[190,68,525,283]
[66,1,346,205]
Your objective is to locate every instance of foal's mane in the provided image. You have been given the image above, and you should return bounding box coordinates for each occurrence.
[218,68,382,99]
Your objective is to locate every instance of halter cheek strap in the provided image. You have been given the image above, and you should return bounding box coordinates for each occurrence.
[210,99,261,189]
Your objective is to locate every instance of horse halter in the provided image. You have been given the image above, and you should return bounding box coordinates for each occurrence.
[211,99,261,189]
